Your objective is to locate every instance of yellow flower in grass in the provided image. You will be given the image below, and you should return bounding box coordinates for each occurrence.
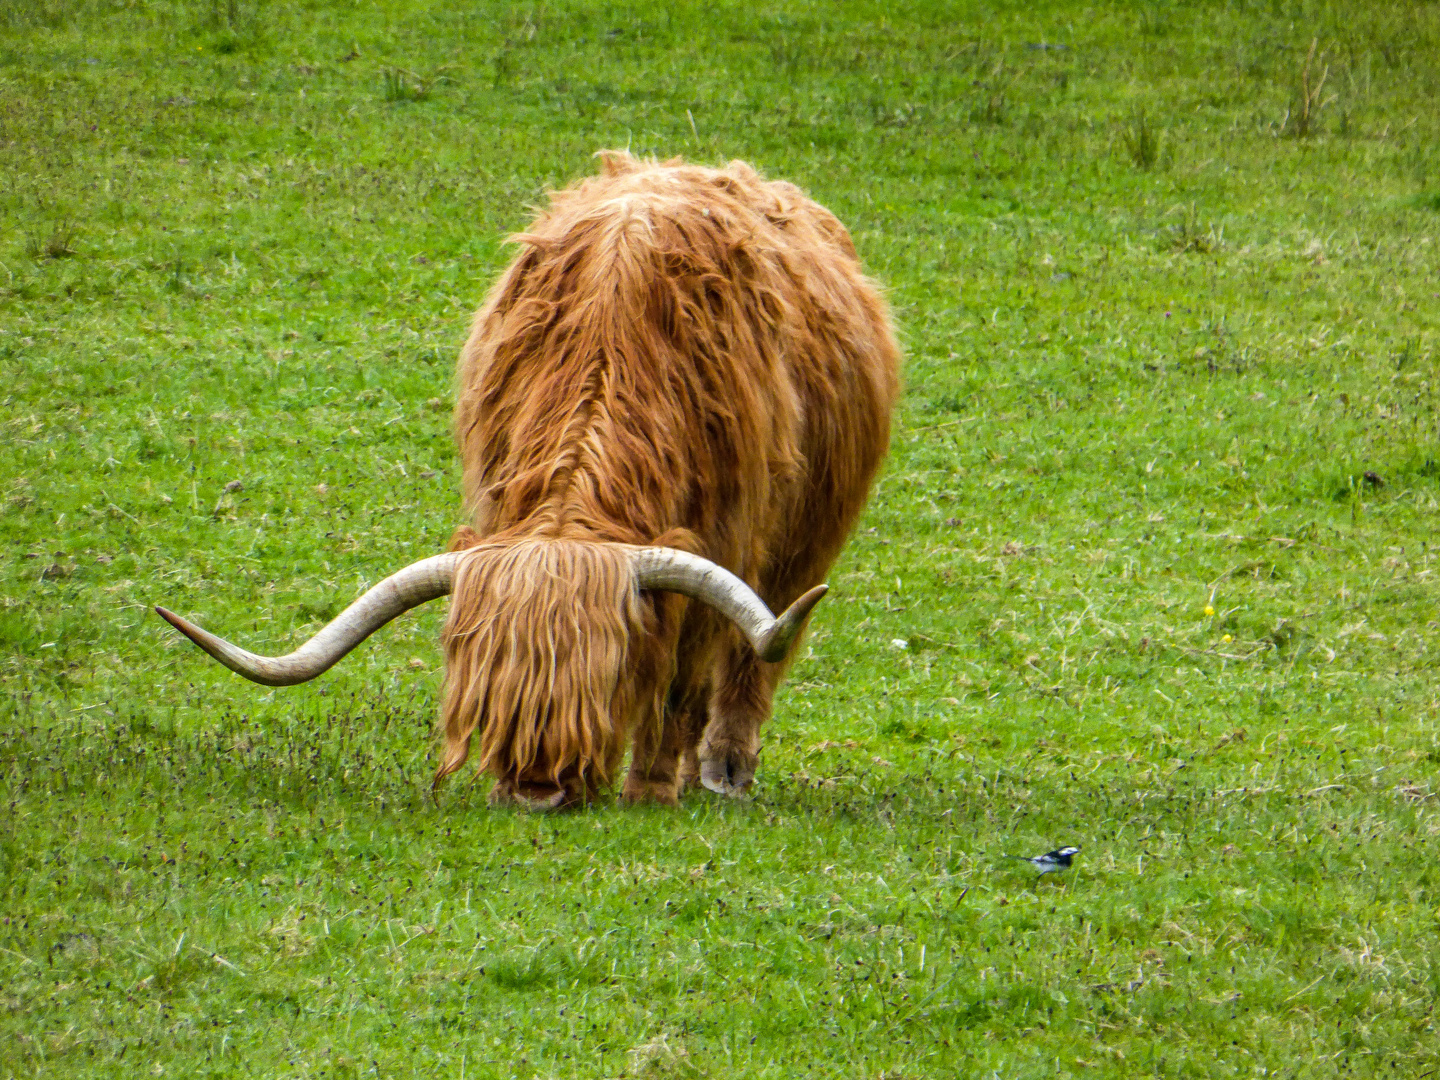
[1204,605,1215,617]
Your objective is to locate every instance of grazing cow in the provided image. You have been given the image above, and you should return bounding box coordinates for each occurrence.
[157,151,901,809]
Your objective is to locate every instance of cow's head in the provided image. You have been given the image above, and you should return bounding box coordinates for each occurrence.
[156,541,824,809]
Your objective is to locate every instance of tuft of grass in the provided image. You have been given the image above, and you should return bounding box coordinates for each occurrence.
[1137,5,1170,38]
[206,0,248,28]
[382,65,452,103]
[163,256,186,294]
[490,46,514,87]
[968,60,1018,126]
[1286,37,1337,138]
[24,220,77,260]
[1164,203,1223,254]
[1120,107,1162,169]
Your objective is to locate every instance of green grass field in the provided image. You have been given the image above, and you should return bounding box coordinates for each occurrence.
[3,1,1439,1076]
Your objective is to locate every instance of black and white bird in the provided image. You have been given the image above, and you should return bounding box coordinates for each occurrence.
[1008,846,1081,874]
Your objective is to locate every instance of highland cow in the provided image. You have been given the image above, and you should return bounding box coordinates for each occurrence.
[157,152,901,809]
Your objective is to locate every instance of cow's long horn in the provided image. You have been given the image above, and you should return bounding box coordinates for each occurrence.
[629,548,827,663]
[155,552,461,686]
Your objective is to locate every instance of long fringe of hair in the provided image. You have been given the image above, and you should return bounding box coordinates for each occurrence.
[434,539,645,793]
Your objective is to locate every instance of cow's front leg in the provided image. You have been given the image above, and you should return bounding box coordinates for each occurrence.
[698,649,778,796]
[673,696,709,793]
[620,593,692,806]
[621,712,686,806]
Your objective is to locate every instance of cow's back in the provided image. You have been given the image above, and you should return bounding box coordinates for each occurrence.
[454,152,900,592]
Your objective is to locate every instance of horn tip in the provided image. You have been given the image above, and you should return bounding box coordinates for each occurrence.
[788,583,829,621]
[155,605,212,652]
[757,582,830,662]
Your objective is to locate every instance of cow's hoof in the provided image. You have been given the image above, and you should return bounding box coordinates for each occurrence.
[698,749,756,796]
[620,778,680,807]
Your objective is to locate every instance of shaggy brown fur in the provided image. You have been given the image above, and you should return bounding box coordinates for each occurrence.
[436,151,901,807]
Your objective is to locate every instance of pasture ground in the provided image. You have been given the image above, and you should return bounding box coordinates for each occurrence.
[3,1,1439,1076]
